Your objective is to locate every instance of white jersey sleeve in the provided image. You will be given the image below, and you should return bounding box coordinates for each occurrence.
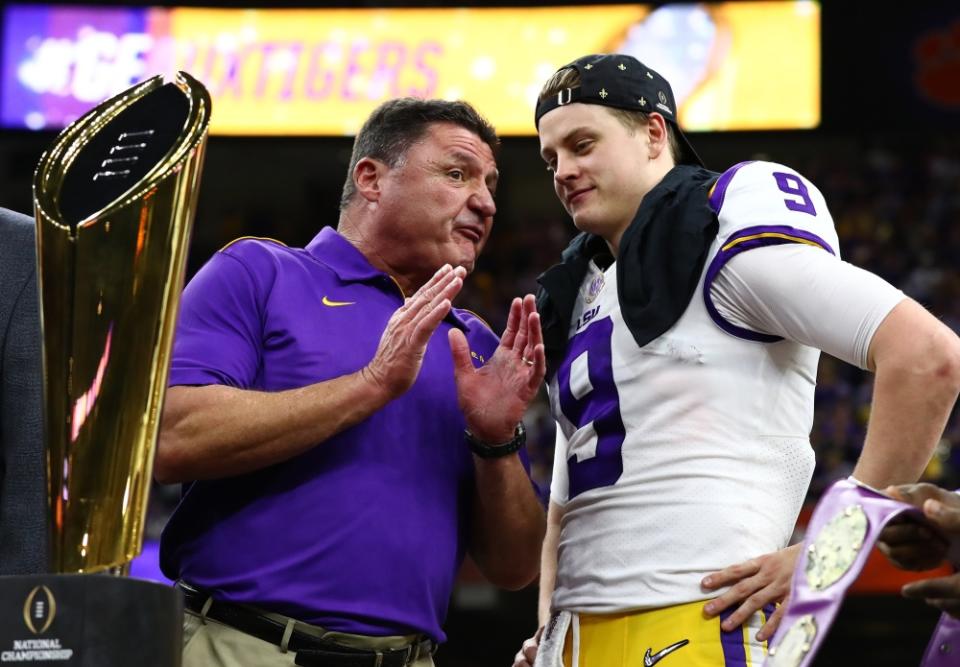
[703,160,843,343]
[710,244,905,369]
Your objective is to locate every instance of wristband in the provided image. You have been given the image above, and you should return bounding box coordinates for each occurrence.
[465,422,525,459]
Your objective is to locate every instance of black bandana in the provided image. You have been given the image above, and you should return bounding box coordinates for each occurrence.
[536,165,720,374]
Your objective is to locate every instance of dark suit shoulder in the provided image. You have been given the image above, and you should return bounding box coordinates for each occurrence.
[0,208,36,320]
[0,208,47,574]
[0,208,36,275]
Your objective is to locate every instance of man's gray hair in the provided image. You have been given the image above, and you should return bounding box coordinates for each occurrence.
[339,98,499,211]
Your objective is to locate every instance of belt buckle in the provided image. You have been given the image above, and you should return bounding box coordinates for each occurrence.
[407,641,419,664]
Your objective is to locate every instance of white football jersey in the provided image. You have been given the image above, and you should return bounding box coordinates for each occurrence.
[548,161,841,613]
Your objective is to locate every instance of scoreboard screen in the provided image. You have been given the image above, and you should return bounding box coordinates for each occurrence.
[1,2,820,135]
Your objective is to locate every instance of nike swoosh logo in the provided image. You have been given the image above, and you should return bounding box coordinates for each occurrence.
[644,639,689,666]
[322,296,355,307]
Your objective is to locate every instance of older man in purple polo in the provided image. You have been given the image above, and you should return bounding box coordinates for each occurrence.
[155,98,546,667]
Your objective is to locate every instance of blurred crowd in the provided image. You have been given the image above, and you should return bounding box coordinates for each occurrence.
[801,142,960,497]
[148,137,960,538]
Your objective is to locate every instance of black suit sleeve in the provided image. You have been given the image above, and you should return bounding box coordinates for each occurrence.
[0,209,48,574]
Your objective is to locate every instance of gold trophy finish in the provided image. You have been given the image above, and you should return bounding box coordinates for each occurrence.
[33,72,210,573]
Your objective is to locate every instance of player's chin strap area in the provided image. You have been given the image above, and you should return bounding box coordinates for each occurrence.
[766,477,960,667]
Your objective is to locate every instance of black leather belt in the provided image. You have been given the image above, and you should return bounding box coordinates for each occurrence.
[179,584,435,667]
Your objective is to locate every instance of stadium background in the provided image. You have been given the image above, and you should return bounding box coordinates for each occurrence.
[1,0,958,664]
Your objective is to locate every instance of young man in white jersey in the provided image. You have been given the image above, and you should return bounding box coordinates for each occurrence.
[513,53,960,666]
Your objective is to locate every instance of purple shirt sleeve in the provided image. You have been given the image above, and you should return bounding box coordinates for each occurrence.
[169,250,264,389]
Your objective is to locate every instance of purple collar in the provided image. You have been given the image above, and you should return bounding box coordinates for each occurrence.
[767,478,960,666]
[306,226,387,283]
[305,226,476,332]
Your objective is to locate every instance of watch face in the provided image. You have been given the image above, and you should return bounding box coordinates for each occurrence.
[804,505,868,591]
[768,615,817,667]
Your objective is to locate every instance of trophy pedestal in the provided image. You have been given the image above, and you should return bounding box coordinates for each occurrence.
[0,574,182,666]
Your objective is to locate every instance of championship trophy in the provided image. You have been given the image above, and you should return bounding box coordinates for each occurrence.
[0,72,210,666]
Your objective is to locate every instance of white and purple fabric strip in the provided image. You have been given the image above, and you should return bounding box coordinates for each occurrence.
[702,224,836,343]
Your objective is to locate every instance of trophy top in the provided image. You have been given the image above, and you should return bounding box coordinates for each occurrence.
[33,72,211,233]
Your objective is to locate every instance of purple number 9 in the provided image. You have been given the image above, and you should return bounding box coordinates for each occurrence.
[556,317,625,498]
[773,172,816,216]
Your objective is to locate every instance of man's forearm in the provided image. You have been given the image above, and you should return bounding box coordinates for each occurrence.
[854,300,960,487]
[538,501,563,626]
[155,371,390,483]
[156,263,468,484]
[469,455,546,590]
[854,362,958,487]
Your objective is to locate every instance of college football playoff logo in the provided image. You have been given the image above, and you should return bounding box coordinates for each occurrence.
[22,586,56,635]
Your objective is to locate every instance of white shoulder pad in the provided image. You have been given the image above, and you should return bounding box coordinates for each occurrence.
[708,161,840,258]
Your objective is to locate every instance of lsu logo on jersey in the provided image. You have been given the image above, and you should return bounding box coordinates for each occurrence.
[576,269,607,331]
[585,272,605,303]
[576,306,601,331]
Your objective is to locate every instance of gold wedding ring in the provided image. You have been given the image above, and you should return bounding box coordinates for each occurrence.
[522,357,535,366]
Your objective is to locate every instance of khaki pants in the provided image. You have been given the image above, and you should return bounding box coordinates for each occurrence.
[182,609,436,667]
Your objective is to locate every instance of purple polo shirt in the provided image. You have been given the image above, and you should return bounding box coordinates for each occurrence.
[159,227,500,642]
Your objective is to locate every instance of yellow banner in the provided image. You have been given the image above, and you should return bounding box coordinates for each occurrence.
[159,2,819,135]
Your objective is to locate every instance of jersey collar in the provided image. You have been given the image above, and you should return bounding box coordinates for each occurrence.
[305,226,473,332]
